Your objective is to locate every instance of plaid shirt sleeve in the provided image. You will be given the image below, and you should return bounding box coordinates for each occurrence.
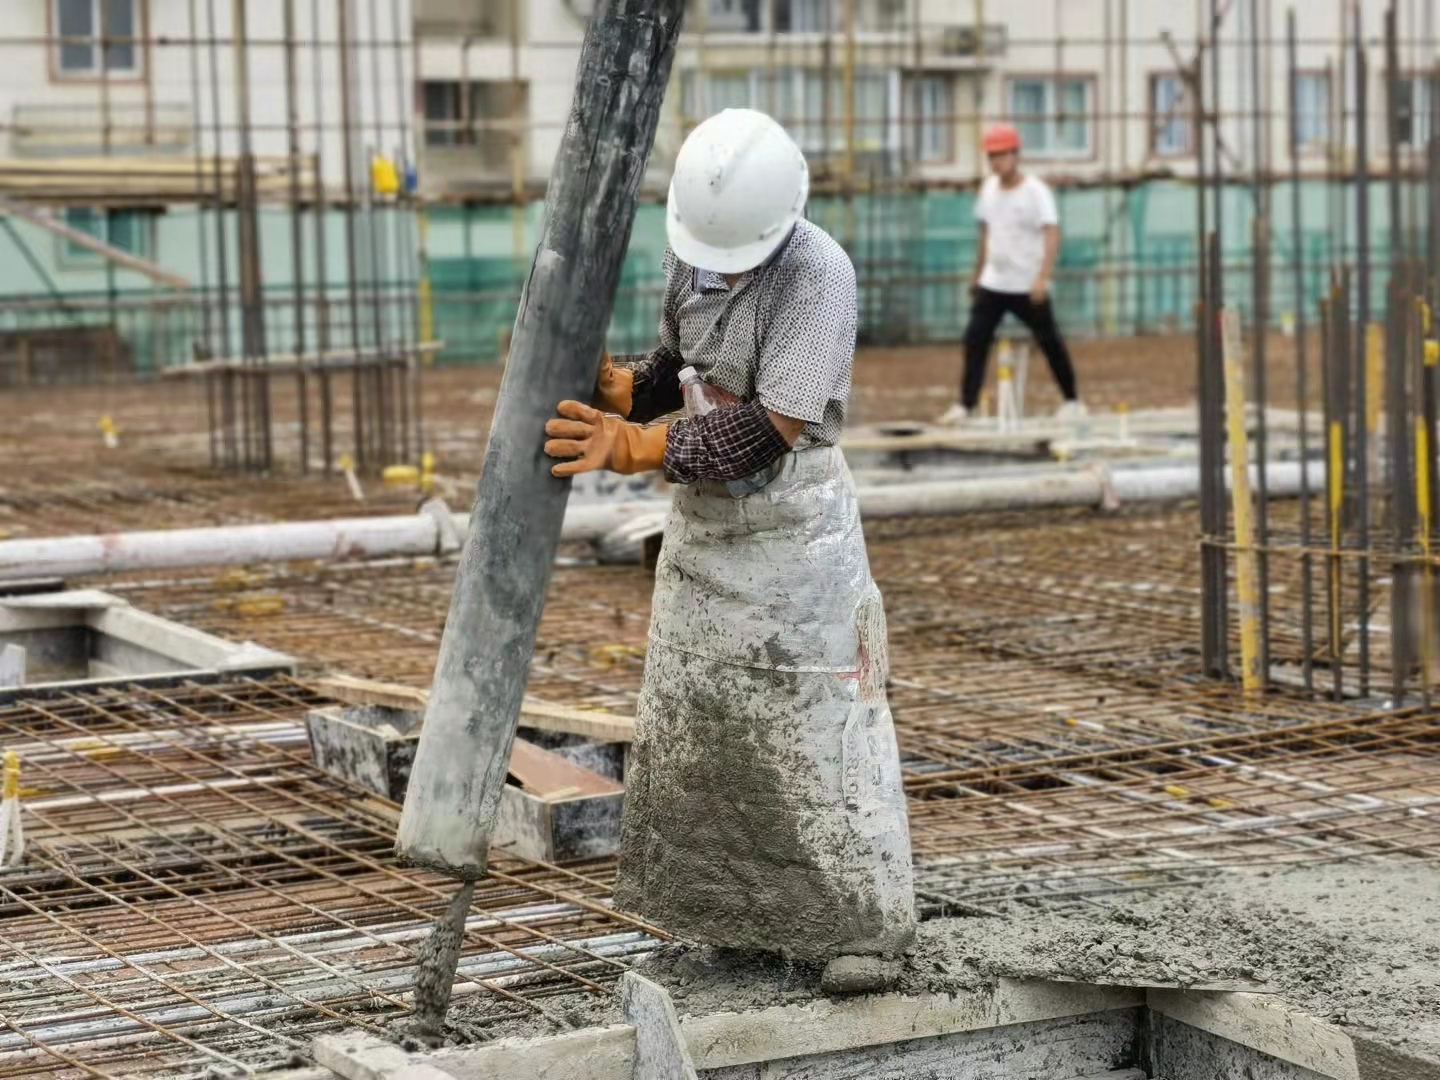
[620,346,685,424]
[663,401,791,485]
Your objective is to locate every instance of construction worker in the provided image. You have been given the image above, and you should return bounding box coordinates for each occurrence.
[543,108,915,990]
[939,123,1085,424]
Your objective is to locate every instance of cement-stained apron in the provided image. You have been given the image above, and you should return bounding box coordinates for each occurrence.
[612,446,917,960]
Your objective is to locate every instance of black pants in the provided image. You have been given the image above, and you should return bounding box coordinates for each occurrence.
[961,286,1078,409]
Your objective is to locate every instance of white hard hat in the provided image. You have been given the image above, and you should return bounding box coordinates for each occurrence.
[666,108,809,274]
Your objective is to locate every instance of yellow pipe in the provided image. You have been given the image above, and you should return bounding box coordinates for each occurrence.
[1416,420,1431,656]
[1221,308,1262,693]
[1366,323,1383,437]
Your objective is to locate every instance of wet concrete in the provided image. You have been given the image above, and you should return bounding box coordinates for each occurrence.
[410,879,476,1036]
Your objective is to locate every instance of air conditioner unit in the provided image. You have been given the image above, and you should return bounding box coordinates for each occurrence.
[940,24,1006,58]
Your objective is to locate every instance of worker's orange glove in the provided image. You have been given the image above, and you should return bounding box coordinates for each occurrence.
[593,351,634,418]
[544,400,667,477]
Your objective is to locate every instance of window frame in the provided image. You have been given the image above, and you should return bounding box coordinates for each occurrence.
[57,206,155,269]
[1290,69,1333,155]
[1004,73,1098,161]
[1147,70,1194,159]
[50,0,147,82]
[681,66,904,164]
[907,74,954,164]
[1394,70,1438,148]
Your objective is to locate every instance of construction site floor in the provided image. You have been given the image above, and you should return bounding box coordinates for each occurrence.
[0,336,1433,1077]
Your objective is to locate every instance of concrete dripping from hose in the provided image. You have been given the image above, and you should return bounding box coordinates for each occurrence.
[410,879,476,1035]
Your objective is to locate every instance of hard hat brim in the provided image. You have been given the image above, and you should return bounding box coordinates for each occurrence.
[665,186,804,276]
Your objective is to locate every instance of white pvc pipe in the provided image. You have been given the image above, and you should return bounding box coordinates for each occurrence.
[855,462,1308,519]
[0,515,440,579]
[0,463,1312,579]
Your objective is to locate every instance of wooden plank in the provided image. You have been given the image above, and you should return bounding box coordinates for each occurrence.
[312,674,635,742]
[518,699,635,743]
[507,739,623,799]
[312,674,428,712]
[622,974,698,1080]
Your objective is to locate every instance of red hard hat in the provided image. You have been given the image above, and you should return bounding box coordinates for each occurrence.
[983,123,1022,154]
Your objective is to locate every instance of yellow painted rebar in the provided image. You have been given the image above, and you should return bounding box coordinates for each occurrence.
[1221,309,1262,693]
[1420,301,1437,680]
[2,751,18,801]
[1366,323,1383,437]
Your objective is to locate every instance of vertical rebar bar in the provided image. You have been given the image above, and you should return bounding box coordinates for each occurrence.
[1354,1,1373,696]
[1250,0,1271,684]
[337,0,367,470]
[187,0,216,471]
[205,0,234,470]
[1287,7,1315,692]
[285,0,309,474]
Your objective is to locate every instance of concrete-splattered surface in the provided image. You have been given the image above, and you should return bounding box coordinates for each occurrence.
[920,862,1440,1059]
[420,861,1440,1067]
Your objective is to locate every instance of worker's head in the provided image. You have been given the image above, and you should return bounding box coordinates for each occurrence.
[666,108,810,275]
[983,123,1022,181]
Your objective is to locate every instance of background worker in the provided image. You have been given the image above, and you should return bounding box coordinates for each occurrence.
[543,108,916,992]
[940,123,1086,424]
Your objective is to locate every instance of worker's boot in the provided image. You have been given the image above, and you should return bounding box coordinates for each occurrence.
[820,954,903,995]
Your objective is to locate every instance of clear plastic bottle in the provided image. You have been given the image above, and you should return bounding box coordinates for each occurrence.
[679,366,734,418]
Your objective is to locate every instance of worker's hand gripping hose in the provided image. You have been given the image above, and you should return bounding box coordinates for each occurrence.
[545,400,668,476]
[593,352,635,418]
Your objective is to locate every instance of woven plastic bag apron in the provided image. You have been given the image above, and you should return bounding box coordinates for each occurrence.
[612,446,916,960]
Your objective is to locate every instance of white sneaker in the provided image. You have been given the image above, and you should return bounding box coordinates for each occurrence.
[1054,399,1089,420]
[937,402,971,426]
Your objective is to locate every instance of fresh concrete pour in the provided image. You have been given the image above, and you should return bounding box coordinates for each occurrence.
[360,861,1439,1079]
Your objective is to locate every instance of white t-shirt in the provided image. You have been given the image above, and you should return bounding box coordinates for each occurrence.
[975,174,1059,294]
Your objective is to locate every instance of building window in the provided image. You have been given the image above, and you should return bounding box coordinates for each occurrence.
[1294,72,1330,150]
[1395,74,1435,146]
[61,207,151,262]
[1149,73,1192,156]
[681,67,901,165]
[908,76,953,163]
[55,0,139,76]
[1008,76,1093,158]
[704,0,762,31]
[422,82,466,147]
[781,0,832,31]
[681,70,753,119]
[421,80,527,152]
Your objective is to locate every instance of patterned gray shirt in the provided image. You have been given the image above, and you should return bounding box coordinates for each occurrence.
[651,219,858,447]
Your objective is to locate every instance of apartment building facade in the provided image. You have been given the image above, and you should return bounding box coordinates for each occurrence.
[412,0,1420,202]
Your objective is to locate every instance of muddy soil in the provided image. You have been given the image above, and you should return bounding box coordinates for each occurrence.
[418,861,1439,1064]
